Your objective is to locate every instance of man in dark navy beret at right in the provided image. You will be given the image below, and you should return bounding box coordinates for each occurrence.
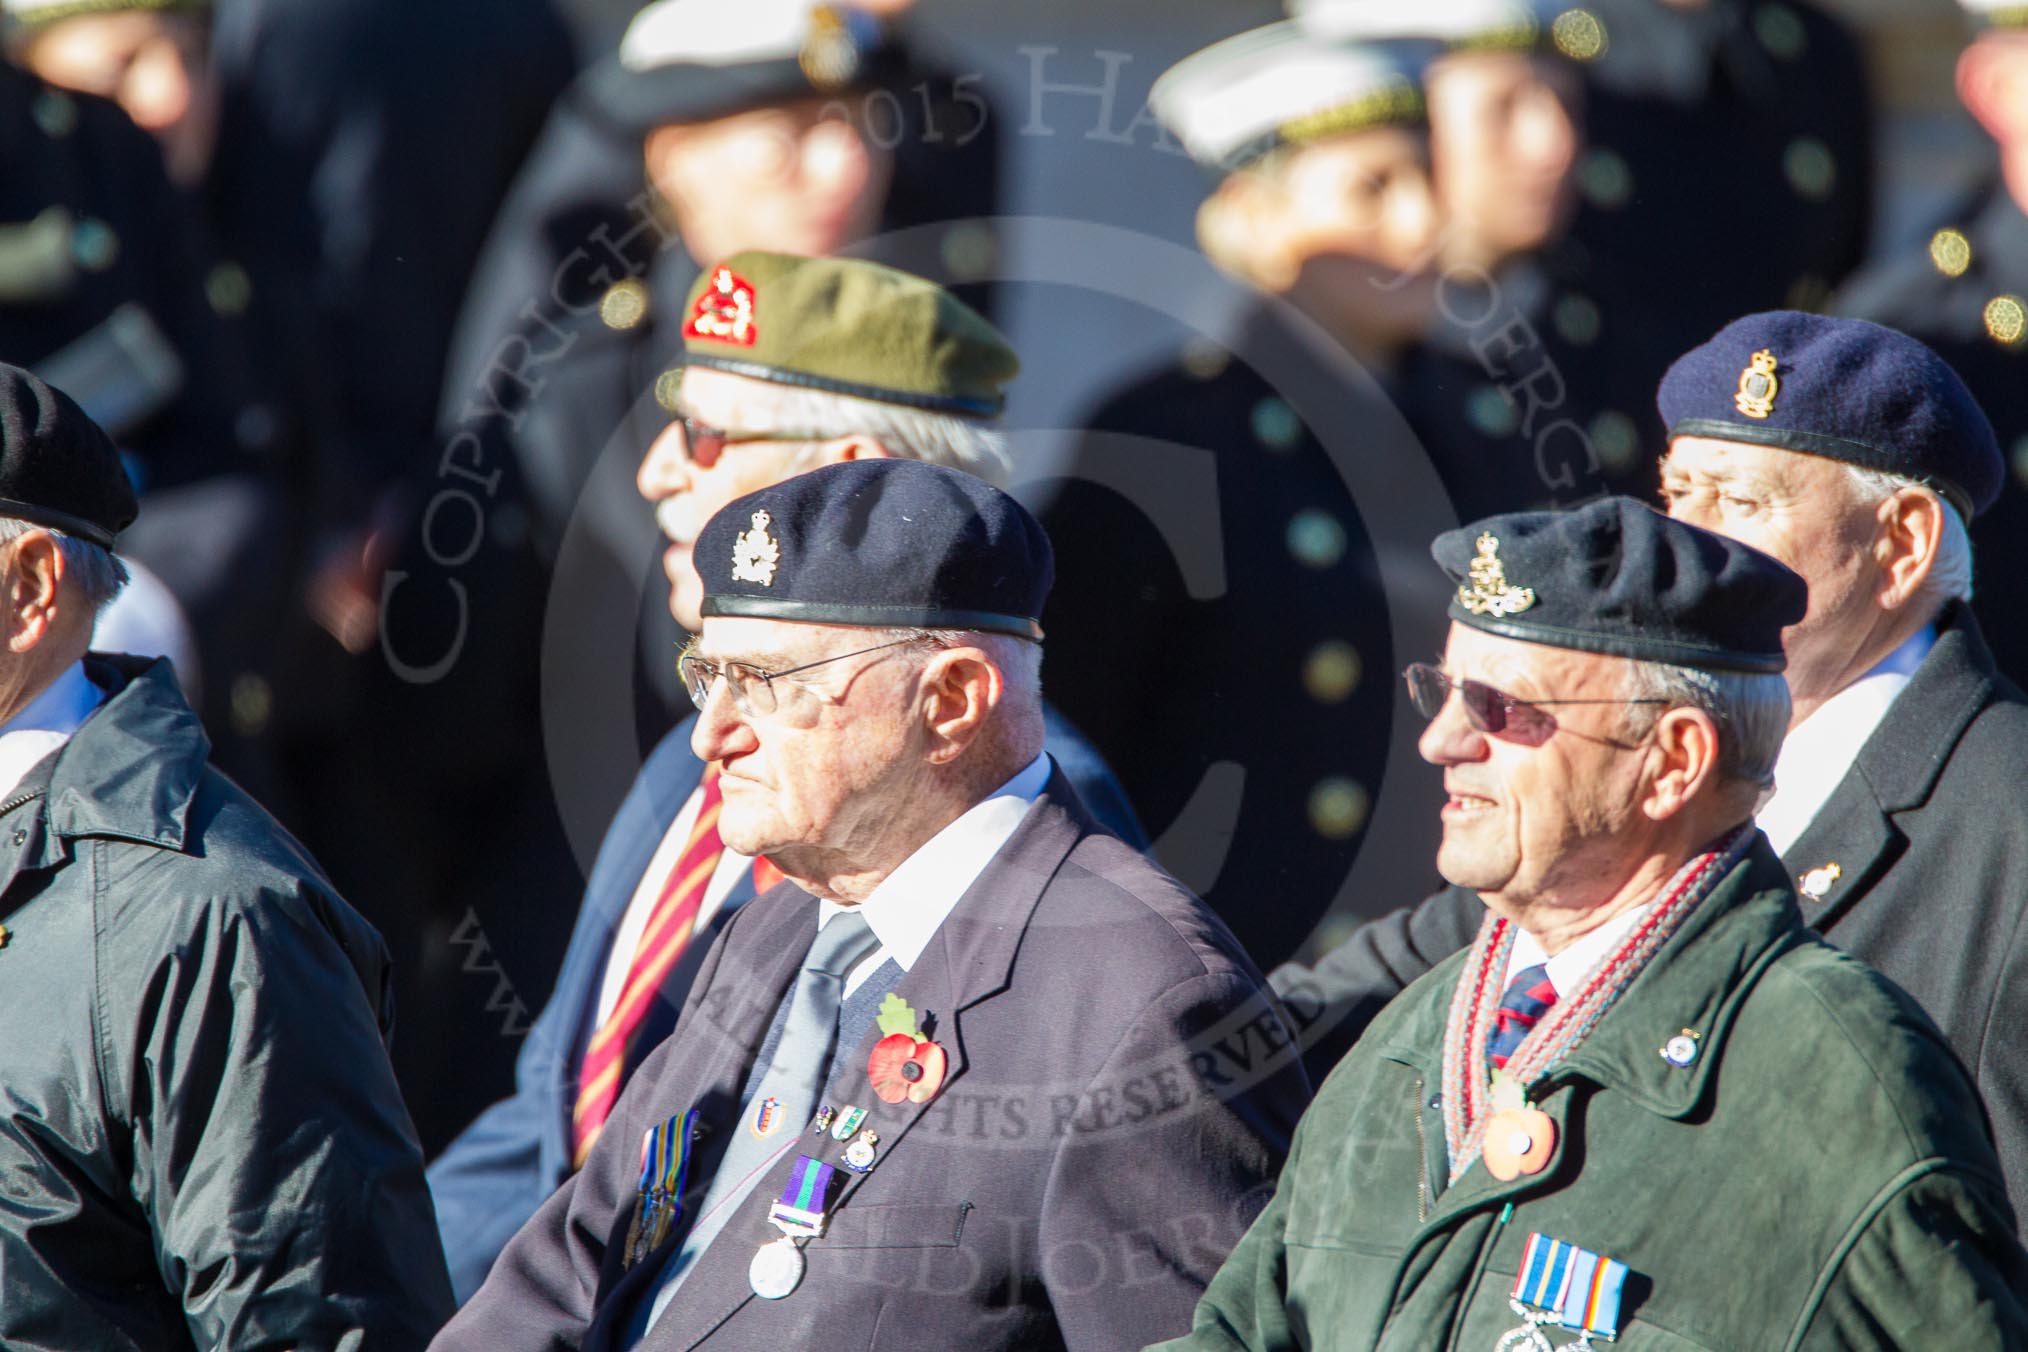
[1276,310,2028,1234]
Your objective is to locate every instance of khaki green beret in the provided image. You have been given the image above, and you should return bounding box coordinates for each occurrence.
[3,0,210,28]
[678,252,1018,419]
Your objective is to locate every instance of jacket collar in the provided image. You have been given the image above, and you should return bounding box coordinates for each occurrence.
[1378,836,1803,1126]
[1548,838,1802,1119]
[1840,601,2002,814]
[39,655,206,850]
[1781,602,2003,921]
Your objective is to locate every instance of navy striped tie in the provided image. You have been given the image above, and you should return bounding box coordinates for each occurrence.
[1486,963,1557,1073]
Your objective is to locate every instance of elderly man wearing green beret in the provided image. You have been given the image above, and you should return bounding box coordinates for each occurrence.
[427,251,1144,1303]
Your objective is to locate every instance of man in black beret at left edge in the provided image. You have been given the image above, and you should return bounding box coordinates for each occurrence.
[0,363,454,1349]
[433,457,1310,1352]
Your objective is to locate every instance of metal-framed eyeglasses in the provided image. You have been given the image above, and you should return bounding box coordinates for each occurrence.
[679,638,921,716]
[1403,662,1670,746]
[674,412,832,469]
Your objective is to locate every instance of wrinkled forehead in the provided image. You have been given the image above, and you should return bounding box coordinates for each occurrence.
[1441,620,1623,693]
[694,614,872,665]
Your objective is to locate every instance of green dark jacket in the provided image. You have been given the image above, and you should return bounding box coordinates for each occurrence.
[1154,837,2028,1350]
[0,655,453,1348]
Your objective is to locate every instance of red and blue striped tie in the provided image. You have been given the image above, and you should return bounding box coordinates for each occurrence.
[1486,962,1557,1073]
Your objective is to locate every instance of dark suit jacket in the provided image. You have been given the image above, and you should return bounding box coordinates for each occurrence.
[1275,603,2028,1225]
[429,772,1310,1351]
[428,717,1146,1301]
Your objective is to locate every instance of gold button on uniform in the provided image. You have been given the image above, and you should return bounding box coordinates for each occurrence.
[1985,295,2027,347]
[599,277,650,331]
[1930,228,1972,278]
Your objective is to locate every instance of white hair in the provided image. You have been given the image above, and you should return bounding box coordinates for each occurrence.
[1845,465,1974,615]
[1622,660,1792,790]
[0,515,129,617]
[761,384,1013,487]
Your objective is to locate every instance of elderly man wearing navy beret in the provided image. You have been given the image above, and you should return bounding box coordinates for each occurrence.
[433,457,1310,1352]
[1156,498,2028,1350]
[1279,312,2028,1229]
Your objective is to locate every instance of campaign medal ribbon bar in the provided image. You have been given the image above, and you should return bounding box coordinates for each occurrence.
[1496,1232,1628,1350]
[624,1108,699,1269]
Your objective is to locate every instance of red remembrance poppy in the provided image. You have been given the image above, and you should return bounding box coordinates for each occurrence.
[867,1033,948,1104]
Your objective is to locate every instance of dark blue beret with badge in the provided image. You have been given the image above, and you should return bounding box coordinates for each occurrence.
[0,363,136,549]
[1434,496,1805,673]
[1657,310,2003,521]
[696,459,1052,640]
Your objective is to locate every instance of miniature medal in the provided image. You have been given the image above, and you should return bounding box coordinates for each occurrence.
[1497,1233,1629,1350]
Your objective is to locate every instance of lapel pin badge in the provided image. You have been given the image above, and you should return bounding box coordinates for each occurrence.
[1660,1029,1701,1068]
[1799,862,1841,901]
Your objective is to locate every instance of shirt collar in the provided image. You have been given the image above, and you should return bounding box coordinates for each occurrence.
[7,661,104,738]
[817,752,1051,970]
[1507,896,1656,1000]
[1756,625,1934,856]
[0,661,105,801]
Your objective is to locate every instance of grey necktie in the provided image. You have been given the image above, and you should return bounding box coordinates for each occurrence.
[633,907,880,1340]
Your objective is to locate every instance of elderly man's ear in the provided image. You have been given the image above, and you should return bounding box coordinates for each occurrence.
[917,647,1004,765]
[1639,706,1726,823]
[1870,487,1947,612]
[5,532,68,653]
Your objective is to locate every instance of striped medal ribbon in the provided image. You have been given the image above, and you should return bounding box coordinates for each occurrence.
[623,1108,700,1269]
[1497,1232,1630,1350]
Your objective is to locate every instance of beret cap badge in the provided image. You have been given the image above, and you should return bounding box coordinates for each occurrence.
[1733,348,1780,420]
[686,266,758,347]
[731,510,781,586]
[1456,532,1536,617]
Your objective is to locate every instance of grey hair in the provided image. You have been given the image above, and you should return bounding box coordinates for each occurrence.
[0,516,129,617]
[882,626,1044,696]
[1845,465,1974,613]
[1622,659,1791,790]
[762,384,1013,487]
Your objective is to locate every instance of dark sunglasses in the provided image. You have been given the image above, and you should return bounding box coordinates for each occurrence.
[1403,662,1668,745]
[675,413,830,469]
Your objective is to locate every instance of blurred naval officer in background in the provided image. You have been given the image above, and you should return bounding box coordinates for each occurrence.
[1038,20,1448,973]
[0,0,289,792]
[1837,0,2028,688]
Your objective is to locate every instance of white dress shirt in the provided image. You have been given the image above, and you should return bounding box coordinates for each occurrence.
[820,752,1052,995]
[0,662,103,801]
[596,754,1053,1026]
[1755,626,1934,857]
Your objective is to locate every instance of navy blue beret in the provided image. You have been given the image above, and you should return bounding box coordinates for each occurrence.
[696,459,1052,640]
[1658,311,2002,521]
[1434,497,1806,673]
[0,364,136,549]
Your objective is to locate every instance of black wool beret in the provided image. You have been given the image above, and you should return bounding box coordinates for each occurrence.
[1434,497,1806,673]
[696,459,1052,640]
[0,364,137,548]
[1657,310,2002,521]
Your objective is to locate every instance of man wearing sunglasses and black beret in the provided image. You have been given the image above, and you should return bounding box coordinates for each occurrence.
[1277,311,2028,1241]
[1156,497,2028,1349]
